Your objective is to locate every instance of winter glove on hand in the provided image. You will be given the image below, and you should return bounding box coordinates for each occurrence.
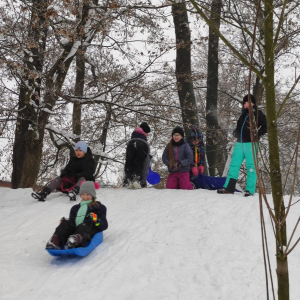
[233,130,238,138]
[198,165,204,174]
[171,161,181,172]
[87,213,100,226]
[191,167,198,176]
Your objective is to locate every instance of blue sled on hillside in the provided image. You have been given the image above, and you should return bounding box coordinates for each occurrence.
[46,231,103,257]
[191,174,241,192]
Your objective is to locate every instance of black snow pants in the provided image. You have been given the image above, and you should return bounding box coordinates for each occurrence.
[54,219,98,247]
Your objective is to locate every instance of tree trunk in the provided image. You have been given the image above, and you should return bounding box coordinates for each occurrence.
[12,1,94,188]
[11,0,48,188]
[172,1,199,134]
[264,0,289,298]
[206,0,222,176]
[73,46,85,139]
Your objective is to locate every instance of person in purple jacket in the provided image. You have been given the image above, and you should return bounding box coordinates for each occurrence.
[162,126,194,190]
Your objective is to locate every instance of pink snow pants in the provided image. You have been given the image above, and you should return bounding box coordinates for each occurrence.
[166,172,193,190]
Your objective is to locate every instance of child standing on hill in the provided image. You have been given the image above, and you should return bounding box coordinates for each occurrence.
[162,126,194,190]
[46,181,108,250]
[32,141,96,201]
[123,122,151,188]
[186,126,205,177]
[217,94,267,196]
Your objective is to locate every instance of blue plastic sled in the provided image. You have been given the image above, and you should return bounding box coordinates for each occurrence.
[147,167,161,185]
[191,174,241,192]
[46,231,103,257]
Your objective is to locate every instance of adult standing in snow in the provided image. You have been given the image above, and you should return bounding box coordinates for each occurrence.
[217,94,267,196]
[46,181,108,250]
[32,141,96,201]
[162,126,194,190]
[186,126,205,178]
[123,122,151,188]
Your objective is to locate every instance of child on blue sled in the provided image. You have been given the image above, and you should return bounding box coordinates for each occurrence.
[46,181,108,250]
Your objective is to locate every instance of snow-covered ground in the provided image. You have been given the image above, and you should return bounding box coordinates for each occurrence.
[0,187,299,300]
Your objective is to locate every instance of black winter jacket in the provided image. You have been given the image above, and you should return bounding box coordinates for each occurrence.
[69,201,108,232]
[233,107,267,143]
[60,147,96,181]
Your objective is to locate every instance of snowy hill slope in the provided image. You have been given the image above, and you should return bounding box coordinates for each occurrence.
[0,187,299,300]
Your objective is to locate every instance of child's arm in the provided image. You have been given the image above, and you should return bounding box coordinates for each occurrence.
[85,204,108,232]
[162,146,169,166]
[180,144,194,167]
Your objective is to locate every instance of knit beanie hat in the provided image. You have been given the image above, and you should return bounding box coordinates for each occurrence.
[74,141,88,153]
[79,181,97,198]
[243,94,256,105]
[140,122,151,133]
[172,126,184,138]
[190,126,203,141]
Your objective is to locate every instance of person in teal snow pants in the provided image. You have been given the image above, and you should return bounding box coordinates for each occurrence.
[217,94,267,196]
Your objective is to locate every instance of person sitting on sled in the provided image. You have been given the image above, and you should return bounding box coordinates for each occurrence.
[186,126,205,178]
[162,126,194,190]
[123,122,151,188]
[46,181,108,250]
[32,141,96,201]
[217,94,267,197]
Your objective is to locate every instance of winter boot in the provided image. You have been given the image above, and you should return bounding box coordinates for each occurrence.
[244,191,253,197]
[65,234,82,249]
[217,188,234,194]
[131,175,141,189]
[68,185,80,201]
[32,187,51,202]
[45,235,60,250]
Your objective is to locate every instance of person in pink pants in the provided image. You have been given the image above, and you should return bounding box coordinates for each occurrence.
[162,126,194,190]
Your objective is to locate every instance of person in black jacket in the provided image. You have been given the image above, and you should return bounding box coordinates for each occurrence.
[123,122,151,188]
[217,94,267,196]
[32,141,96,201]
[46,181,108,250]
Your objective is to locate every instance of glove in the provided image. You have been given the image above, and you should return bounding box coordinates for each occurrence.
[170,161,181,172]
[198,165,204,174]
[191,167,198,176]
[87,213,100,226]
[233,130,238,138]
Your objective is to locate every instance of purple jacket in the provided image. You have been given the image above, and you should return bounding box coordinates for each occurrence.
[162,141,193,173]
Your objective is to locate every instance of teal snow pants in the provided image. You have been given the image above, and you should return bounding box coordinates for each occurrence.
[224,142,259,194]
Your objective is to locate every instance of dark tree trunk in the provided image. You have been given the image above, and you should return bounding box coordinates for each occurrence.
[94,105,112,177]
[12,1,92,188]
[11,0,48,188]
[253,75,264,105]
[206,0,222,176]
[73,46,85,139]
[172,1,199,134]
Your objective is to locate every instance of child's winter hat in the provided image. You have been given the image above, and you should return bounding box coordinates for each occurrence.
[140,122,151,133]
[189,126,203,141]
[74,141,88,153]
[243,94,256,105]
[172,126,184,137]
[79,181,99,198]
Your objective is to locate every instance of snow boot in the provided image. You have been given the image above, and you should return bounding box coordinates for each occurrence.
[130,175,141,189]
[65,234,82,249]
[45,235,60,250]
[244,191,253,197]
[68,185,80,201]
[217,188,234,194]
[32,187,51,202]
